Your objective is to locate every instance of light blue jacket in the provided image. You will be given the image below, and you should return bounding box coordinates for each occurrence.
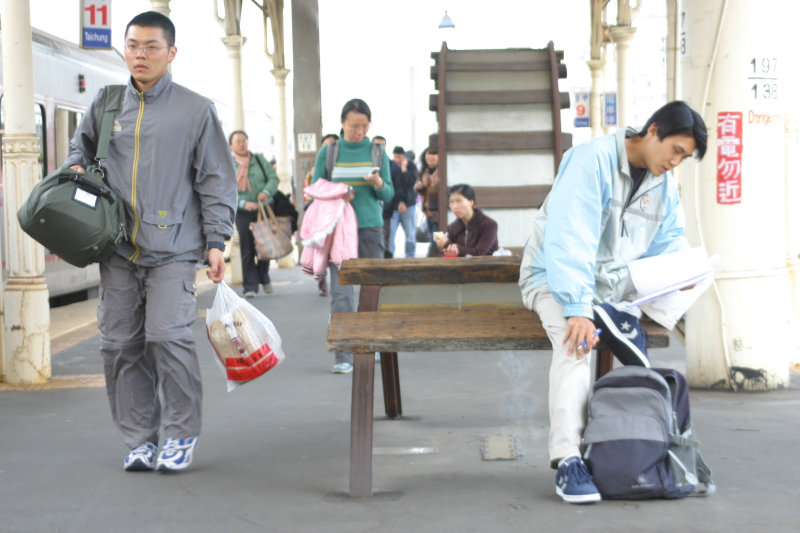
[519,128,688,319]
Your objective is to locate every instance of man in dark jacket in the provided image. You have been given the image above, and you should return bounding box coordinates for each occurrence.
[383,146,418,257]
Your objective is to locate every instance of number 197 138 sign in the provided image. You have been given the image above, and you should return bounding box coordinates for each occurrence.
[81,0,111,49]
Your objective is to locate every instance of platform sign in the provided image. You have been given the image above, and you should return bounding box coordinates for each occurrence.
[297,133,317,153]
[574,92,589,128]
[81,0,111,49]
[604,93,617,127]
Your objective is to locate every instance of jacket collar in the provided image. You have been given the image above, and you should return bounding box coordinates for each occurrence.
[616,127,665,190]
[126,71,172,102]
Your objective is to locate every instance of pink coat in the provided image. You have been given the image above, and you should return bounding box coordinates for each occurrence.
[300,180,358,279]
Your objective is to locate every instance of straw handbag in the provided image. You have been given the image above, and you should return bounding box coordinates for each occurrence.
[250,199,293,260]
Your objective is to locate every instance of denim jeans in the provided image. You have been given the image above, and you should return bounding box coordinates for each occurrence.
[329,226,384,364]
[389,204,417,258]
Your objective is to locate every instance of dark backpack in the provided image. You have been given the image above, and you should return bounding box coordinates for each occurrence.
[582,366,714,500]
[17,85,127,267]
[323,139,384,180]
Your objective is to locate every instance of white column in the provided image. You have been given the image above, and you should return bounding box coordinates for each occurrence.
[681,0,791,390]
[786,114,800,371]
[609,25,636,128]
[586,59,606,138]
[271,67,291,193]
[271,67,296,268]
[1,0,50,384]
[149,0,171,17]
[221,34,247,131]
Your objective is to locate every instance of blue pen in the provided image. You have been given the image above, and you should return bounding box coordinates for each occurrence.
[579,329,602,351]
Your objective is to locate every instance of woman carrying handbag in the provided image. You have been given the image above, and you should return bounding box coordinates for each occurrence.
[229,130,280,297]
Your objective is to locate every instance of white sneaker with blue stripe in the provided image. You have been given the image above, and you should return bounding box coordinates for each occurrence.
[124,442,157,471]
[156,437,199,472]
[555,455,601,503]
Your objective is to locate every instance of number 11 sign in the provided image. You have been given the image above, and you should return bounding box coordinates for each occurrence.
[81,0,111,49]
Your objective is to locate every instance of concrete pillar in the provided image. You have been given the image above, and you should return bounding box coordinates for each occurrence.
[1,0,50,384]
[272,67,291,194]
[786,114,800,371]
[609,25,636,128]
[681,0,792,390]
[221,34,247,131]
[586,59,606,138]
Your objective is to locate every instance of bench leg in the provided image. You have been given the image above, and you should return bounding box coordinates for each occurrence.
[596,347,614,379]
[380,351,402,418]
[350,351,375,497]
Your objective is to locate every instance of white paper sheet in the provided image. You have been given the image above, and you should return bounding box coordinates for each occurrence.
[627,246,720,307]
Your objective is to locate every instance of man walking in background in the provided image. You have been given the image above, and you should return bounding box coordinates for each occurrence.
[384,146,418,258]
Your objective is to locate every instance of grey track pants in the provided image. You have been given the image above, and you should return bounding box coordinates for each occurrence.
[98,254,201,449]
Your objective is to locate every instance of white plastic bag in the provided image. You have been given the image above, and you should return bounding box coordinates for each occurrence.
[205,281,286,391]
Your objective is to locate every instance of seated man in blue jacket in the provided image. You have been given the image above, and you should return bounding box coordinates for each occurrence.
[518,101,707,503]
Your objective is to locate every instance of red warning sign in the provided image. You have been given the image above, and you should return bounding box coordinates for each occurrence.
[716,112,742,204]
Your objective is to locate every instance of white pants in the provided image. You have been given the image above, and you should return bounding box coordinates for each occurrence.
[523,285,591,462]
[523,281,709,463]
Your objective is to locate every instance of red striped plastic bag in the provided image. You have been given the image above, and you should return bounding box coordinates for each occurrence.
[205,281,285,391]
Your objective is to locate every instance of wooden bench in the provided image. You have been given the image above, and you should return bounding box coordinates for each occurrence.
[327,256,669,497]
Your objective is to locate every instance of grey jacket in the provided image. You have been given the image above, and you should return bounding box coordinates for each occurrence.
[65,73,236,266]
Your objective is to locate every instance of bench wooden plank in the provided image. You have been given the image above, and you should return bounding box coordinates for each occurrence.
[328,309,669,353]
[338,256,521,286]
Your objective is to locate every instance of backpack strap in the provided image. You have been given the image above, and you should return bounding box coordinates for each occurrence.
[95,85,125,162]
[324,140,339,180]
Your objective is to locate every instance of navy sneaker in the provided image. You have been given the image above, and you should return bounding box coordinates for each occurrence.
[555,456,601,504]
[156,437,198,472]
[593,303,650,367]
[124,442,157,472]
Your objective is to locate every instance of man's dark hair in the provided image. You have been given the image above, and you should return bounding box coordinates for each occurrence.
[228,130,248,145]
[392,146,405,155]
[449,183,476,202]
[126,11,176,48]
[637,100,707,160]
[372,135,385,143]
[321,133,339,143]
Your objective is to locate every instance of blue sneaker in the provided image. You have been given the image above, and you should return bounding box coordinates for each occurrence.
[156,437,199,472]
[593,303,650,367]
[124,442,157,472]
[555,456,601,503]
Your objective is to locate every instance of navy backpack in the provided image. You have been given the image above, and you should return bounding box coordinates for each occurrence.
[582,366,715,500]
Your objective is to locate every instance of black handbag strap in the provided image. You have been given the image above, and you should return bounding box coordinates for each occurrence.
[95,85,125,162]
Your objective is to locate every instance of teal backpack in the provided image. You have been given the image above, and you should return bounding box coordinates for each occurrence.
[17,85,127,268]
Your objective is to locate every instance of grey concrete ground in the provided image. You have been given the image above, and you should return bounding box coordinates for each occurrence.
[1,265,798,533]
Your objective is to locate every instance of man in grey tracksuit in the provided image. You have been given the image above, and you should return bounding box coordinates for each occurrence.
[65,11,236,472]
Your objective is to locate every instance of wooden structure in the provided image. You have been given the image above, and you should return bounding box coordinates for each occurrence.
[326,256,669,497]
[430,42,571,248]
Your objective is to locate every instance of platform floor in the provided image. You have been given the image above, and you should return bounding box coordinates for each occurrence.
[1,265,798,532]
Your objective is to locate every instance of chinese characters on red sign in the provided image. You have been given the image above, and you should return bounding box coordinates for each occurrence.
[717,112,743,204]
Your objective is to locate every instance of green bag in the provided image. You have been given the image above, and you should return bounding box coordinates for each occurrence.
[17,85,127,268]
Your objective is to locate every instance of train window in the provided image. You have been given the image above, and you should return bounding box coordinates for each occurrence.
[0,100,47,179]
[55,107,84,166]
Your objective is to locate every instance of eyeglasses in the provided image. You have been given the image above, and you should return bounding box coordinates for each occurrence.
[125,44,166,56]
